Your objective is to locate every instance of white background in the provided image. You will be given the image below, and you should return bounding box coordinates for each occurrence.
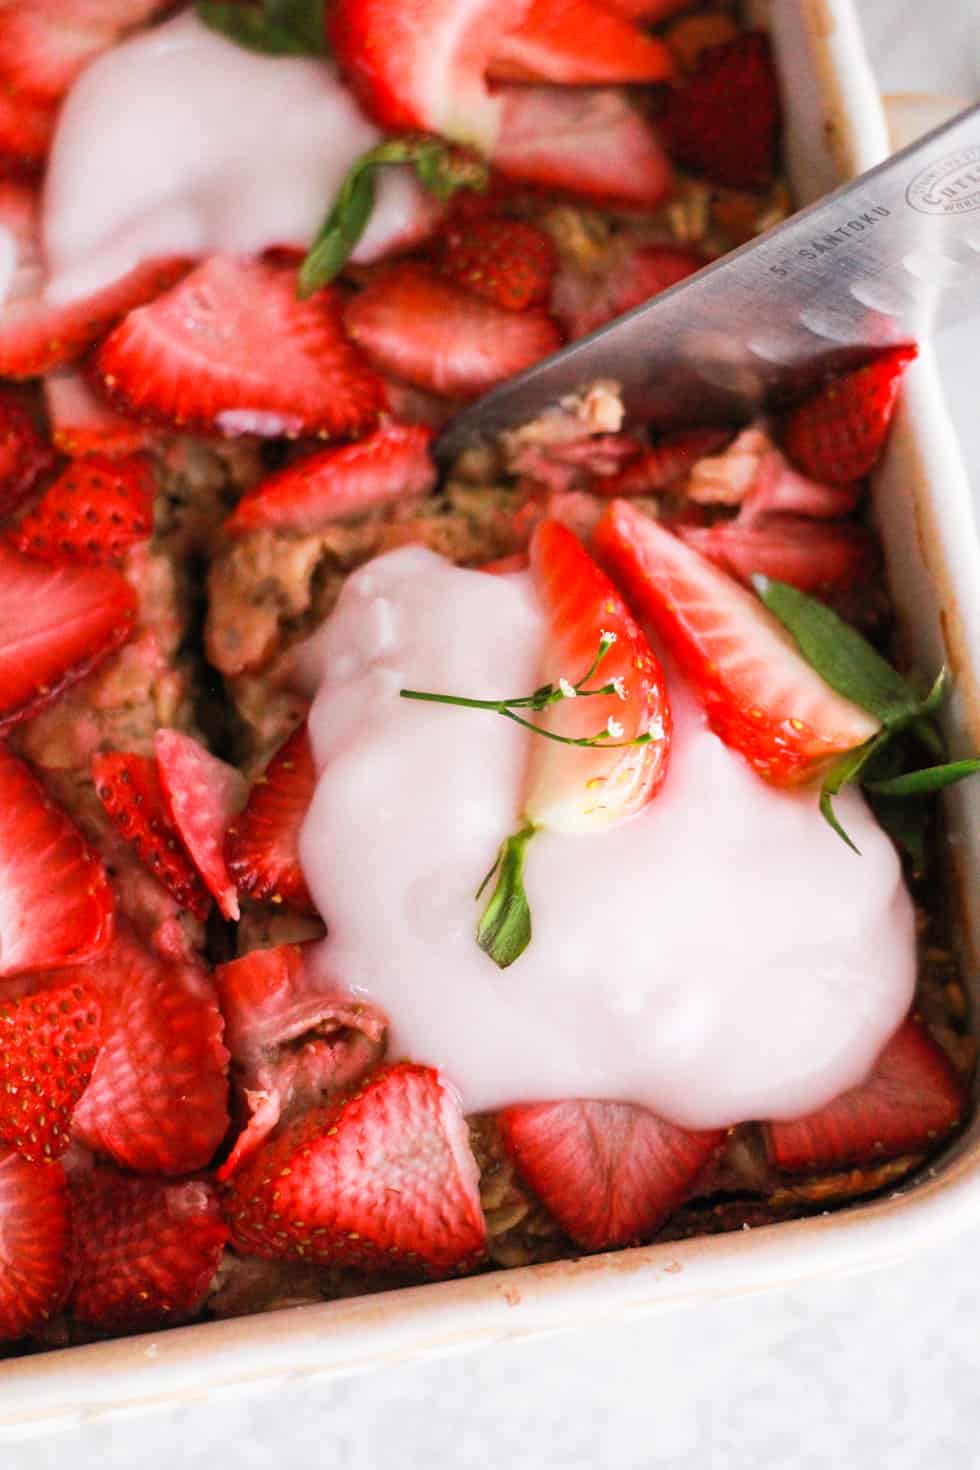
[12,4,980,1466]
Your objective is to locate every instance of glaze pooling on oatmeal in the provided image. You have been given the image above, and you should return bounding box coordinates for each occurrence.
[298,547,917,1130]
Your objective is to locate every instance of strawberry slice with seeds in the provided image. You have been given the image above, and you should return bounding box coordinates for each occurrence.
[0,1151,70,1342]
[490,0,674,85]
[92,751,212,920]
[13,452,155,565]
[44,369,155,458]
[225,1061,486,1274]
[226,424,436,536]
[225,724,318,914]
[154,730,247,923]
[0,743,114,978]
[594,428,731,497]
[500,1100,723,1250]
[345,263,561,399]
[438,215,557,312]
[766,1018,967,1173]
[594,500,880,784]
[493,85,673,205]
[0,389,55,519]
[552,242,704,340]
[0,177,188,380]
[70,1168,228,1335]
[96,255,385,439]
[781,347,917,486]
[525,519,671,834]
[0,983,101,1163]
[70,923,229,1175]
[659,32,780,189]
[679,516,874,596]
[330,0,532,151]
[0,542,136,728]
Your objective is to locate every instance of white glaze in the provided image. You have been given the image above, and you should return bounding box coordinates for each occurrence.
[299,547,916,1128]
[42,11,435,304]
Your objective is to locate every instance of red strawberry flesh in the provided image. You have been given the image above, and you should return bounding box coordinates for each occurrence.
[0,1150,70,1342]
[490,0,674,85]
[438,215,558,312]
[224,724,318,913]
[155,730,247,921]
[0,390,56,518]
[0,982,101,1162]
[659,31,780,189]
[13,452,155,565]
[781,347,917,486]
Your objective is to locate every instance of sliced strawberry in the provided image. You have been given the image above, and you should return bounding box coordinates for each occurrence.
[781,347,917,487]
[0,982,101,1163]
[215,943,387,1178]
[345,263,561,399]
[594,428,731,497]
[70,923,229,1175]
[524,519,670,834]
[330,0,531,151]
[0,743,114,978]
[0,84,57,170]
[13,452,154,565]
[500,1099,723,1250]
[92,751,212,920]
[70,1168,228,1335]
[0,544,136,729]
[679,516,874,596]
[225,1062,486,1275]
[224,724,317,913]
[0,1151,70,1341]
[438,215,557,312]
[96,255,385,439]
[552,242,704,340]
[0,177,188,380]
[739,451,861,522]
[766,1018,967,1173]
[0,389,55,518]
[490,0,674,85]
[493,85,673,206]
[44,369,155,458]
[659,32,780,189]
[594,500,880,784]
[154,730,247,923]
[603,0,696,17]
[226,424,436,536]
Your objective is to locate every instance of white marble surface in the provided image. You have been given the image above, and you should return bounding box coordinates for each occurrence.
[11,5,980,1467]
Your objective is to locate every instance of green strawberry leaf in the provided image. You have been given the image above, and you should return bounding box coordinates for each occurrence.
[197,0,328,56]
[298,137,489,297]
[865,758,980,797]
[475,825,535,970]
[819,732,890,854]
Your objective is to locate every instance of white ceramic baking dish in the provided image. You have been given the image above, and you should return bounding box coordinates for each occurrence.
[2,0,978,1438]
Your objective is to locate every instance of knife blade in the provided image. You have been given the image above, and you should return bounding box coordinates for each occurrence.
[436,99,980,461]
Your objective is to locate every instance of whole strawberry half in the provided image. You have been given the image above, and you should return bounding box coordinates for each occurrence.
[489,0,674,86]
[345,263,561,400]
[0,390,56,519]
[13,453,155,565]
[524,519,671,834]
[93,751,212,920]
[96,256,385,440]
[594,500,879,785]
[70,1167,228,1335]
[500,1099,723,1250]
[224,724,318,913]
[154,730,247,922]
[0,1150,71,1342]
[765,1018,967,1174]
[224,1062,486,1275]
[0,982,101,1163]
[0,177,187,380]
[70,923,229,1176]
[492,85,673,206]
[330,0,531,151]
[0,743,115,978]
[0,542,136,730]
[438,215,558,313]
[225,424,437,536]
[659,31,780,189]
[781,347,917,486]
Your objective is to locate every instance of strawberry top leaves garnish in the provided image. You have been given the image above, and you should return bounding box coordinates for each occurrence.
[754,576,980,852]
[197,0,328,57]
[299,136,490,296]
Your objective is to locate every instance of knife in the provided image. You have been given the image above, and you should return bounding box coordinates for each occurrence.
[436,99,980,460]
